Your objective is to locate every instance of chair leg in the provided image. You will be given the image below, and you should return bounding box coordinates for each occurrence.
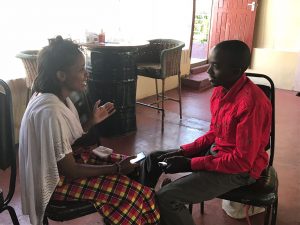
[264,206,271,225]
[5,206,20,225]
[43,215,49,225]
[189,204,193,213]
[155,79,159,110]
[177,73,182,119]
[161,79,165,131]
[200,201,205,214]
[271,199,278,225]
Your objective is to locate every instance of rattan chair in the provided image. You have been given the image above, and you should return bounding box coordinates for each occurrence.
[16,50,39,103]
[16,50,38,88]
[136,39,185,131]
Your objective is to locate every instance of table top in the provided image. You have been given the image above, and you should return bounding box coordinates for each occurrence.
[81,41,149,50]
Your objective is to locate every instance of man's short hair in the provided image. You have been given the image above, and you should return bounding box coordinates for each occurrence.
[214,40,251,73]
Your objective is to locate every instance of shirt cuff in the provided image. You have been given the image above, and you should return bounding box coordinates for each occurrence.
[180,143,198,157]
[191,157,206,171]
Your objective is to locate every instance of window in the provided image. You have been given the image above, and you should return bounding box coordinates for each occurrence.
[0,0,192,81]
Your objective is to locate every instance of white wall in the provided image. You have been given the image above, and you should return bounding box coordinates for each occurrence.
[251,0,300,90]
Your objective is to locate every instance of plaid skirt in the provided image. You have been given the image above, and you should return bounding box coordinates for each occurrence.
[51,146,160,225]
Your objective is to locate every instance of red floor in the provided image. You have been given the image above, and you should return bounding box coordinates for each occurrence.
[1,87,300,225]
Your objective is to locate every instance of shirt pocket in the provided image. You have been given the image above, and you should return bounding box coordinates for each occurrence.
[222,113,238,141]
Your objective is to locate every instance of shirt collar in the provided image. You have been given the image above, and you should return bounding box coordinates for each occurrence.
[220,74,248,100]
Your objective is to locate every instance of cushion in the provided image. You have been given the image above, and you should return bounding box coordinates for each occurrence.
[137,63,162,79]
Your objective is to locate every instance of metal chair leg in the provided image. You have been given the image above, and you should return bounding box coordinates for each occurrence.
[178,73,182,119]
[43,215,49,225]
[271,199,278,225]
[200,202,204,214]
[5,206,20,225]
[155,79,159,110]
[189,204,193,213]
[161,79,165,131]
[264,205,271,225]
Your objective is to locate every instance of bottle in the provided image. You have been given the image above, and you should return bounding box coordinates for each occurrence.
[98,29,105,44]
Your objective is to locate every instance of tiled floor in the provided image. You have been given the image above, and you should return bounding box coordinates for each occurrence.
[1,87,300,225]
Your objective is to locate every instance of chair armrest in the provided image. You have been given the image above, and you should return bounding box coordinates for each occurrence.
[160,43,185,77]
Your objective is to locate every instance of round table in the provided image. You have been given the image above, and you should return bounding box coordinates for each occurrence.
[82,41,149,137]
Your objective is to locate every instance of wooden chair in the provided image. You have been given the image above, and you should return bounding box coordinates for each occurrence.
[136,39,185,131]
[0,79,20,225]
[189,73,278,225]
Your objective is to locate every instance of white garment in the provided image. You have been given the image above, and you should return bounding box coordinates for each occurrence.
[222,200,265,219]
[19,93,84,225]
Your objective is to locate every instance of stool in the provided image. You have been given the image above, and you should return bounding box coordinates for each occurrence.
[136,39,185,131]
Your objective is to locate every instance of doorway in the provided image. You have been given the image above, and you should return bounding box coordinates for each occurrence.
[191,0,213,65]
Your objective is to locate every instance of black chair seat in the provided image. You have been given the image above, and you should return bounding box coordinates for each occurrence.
[45,200,96,221]
[219,166,278,206]
[137,63,161,79]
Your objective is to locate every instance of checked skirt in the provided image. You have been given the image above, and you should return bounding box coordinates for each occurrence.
[51,147,160,225]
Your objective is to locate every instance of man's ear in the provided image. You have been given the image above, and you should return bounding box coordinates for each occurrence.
[56,71,66,82]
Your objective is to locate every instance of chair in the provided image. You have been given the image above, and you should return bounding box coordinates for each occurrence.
[0,79,20,225]
[43,91,101,224]
[16,50,39,103]
[189,73,278,225]
[136,39,185,131]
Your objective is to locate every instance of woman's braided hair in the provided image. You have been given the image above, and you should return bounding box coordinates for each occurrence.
[32,36,82,94]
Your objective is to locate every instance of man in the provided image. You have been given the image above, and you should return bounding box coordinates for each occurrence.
[139,40,272,225]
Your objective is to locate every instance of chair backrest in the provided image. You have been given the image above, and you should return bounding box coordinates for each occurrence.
[246,73,275,166]
[16,50,39,89]
[0,79,16,205]
[137,39,185,77]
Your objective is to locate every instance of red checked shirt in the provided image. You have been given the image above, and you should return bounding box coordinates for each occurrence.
[180,74,272,179]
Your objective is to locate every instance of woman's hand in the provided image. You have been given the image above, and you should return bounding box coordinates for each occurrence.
[91,100,116,125]
[118,156,139,175]
[82,100,116,132]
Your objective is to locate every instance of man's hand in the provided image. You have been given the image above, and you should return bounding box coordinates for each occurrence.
[157,149,183,162]
[164,156,191,174]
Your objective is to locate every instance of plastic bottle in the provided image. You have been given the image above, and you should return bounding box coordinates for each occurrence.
[98,29,105,44]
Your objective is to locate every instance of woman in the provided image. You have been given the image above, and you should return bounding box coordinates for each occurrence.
[18,36,160,225]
